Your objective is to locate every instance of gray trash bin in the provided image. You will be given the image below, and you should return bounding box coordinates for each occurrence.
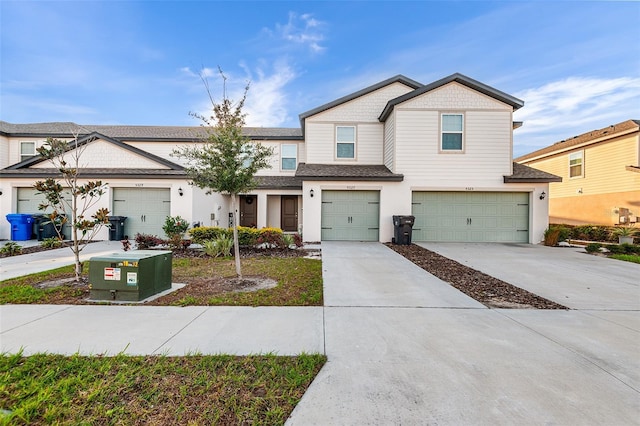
[108,216,128,241]
[392,215,415,245]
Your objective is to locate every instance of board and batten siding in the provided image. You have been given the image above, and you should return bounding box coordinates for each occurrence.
[30,139,167,169]
[523,134,639,198]
[394,110,512,184]
[384,112,395,171]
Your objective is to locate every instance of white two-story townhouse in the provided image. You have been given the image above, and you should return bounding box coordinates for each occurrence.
[0,73,559,243]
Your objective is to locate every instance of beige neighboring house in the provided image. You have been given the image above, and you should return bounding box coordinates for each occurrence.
[1,73,560,243]
[515,119,640,226]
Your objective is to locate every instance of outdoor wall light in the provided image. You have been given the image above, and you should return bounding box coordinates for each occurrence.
[178,187,184,196]
[0,189,3,196]
[539,191,546,200]
[310,189,314,198]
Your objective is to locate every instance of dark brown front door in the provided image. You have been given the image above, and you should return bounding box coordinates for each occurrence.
[281,196,298,232]
[240,195,257,227]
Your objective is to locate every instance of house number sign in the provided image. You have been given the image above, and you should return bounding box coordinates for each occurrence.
[465,187,474,191]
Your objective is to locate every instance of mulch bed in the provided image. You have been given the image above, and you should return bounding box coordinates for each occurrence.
[387,243,568,309]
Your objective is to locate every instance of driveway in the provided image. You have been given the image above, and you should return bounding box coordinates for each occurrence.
[287,242,640,425]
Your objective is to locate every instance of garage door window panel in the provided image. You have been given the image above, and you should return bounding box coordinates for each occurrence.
[336,126,356,159]
[441,114,464,151]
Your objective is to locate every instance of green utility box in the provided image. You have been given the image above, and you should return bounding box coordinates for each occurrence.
[89,251,172,302]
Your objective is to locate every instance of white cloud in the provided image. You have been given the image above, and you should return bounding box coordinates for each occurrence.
[268,12,327,53]
[185,61,297,128]
[513,76,640,156]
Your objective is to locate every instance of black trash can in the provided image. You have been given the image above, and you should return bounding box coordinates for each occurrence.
[33,214,59,241]
[392,215,415,245]
[108,216,128,241]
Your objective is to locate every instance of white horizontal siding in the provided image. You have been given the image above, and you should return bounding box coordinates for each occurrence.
[0,135,9,169]
[357,123,384,164]
[395,110,512,185]
[305,122,383,164]
[305,123,335,163]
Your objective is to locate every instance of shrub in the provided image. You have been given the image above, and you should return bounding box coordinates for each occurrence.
[163,215,190,239]
[203,237,233,257]
[257,227,285,248]
[236,226,260,246]
[585,243,602,253]
[543,227,561,246]
[40,237,62,249]
[189,227,231,244]
[0,242,22,255]
[293,233,303,247]
[135,233,165,249]
[282,234,294,248]
[555,226,571,242]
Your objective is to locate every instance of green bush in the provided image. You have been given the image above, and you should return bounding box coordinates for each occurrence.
[189,227,231,244]
[0,241,22,255]
[585,243,602,253]
[237,226,260,246]
[163,215,189,238]
[554,225,571,242]
[40,237,62,249]
[608,243,640,255]
[202,237,233,257]
[543,227,561,246]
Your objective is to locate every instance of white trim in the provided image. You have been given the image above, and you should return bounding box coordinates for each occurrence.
[569,150,584,179]
[280,143,297,171]
[335,125,356,160]
[440,113,465,152]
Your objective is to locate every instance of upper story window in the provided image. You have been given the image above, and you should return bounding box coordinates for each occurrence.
[441,114,464,151]
[242,144,255,169]
[336,126,356,159]
[20,141,36,162]
[281,144,297,171]
[569,151,584,178]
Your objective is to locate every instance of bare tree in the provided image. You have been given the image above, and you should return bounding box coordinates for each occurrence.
[34,135,110,281]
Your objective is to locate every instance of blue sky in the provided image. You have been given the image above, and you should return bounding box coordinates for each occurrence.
[1,1,639,157]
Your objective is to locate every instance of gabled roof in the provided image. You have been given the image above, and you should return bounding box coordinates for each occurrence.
[4,132,184,171]
[0,121,303,141]
[0,168,186,179]
[298,75,423,125]
[515,119,640,163]
[504,162,562,183]
[379,73,524,121]
[295,163,404,181]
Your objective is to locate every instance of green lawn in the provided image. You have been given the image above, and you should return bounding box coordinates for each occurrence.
[609,254,640,264]
[0,256,323,306]
[0,351,326,425]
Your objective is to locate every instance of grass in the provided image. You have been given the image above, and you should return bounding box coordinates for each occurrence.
[609,254,640,264]
[0,256,323,306]
[0,351,326,425]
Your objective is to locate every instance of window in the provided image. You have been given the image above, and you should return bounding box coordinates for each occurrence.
[242,144,255,168]
[336,126,355,159]
[441,114,464,151]
[20,141,36,162]
[281,144,297,170]
[569,151,584,178]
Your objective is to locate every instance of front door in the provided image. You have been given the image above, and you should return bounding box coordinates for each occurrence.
[240,195,257,227]
[281,196,298,232]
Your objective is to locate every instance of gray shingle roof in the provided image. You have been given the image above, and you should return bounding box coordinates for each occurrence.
[504,162,562,183]
[255,176,302,189]
[295,163,404,181]
[0,121,302,140]
[0,168,186,179]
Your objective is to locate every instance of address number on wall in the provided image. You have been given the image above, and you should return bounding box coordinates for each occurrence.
[465,187,474,191]
[134,183,144,187]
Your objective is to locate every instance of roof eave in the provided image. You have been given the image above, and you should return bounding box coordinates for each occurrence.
[503,176,563,183]
[297,175,404,182]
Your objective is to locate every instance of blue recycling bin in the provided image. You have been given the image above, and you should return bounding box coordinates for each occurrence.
[6,214,34,241]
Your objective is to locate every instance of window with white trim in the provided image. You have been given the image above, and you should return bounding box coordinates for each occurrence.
[281,144,297,170]
[242,144,255,168]
[336,126,355,159]
[20,141,36,162]
[569,151,584,178]
[441,114,464,151]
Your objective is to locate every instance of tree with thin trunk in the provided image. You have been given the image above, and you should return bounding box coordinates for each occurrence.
[172,68,274,278]
[34,136,110,281]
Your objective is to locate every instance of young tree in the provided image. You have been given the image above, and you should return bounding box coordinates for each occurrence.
[34,136,110,281]
[173,69,274,278]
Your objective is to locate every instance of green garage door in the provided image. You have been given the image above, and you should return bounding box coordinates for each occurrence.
[112,188,171,238]
[17,187,71,214]
[412,192,529,243]
[321,190,380,241]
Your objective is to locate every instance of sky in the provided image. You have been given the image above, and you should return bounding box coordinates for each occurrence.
[1,1,639,158]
